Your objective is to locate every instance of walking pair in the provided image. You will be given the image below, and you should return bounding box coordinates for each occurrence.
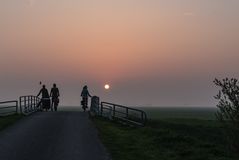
[37,84,60,111]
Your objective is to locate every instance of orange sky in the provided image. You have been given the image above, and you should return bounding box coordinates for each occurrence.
[0,0,239,106]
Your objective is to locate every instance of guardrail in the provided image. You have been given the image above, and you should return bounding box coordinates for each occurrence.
[100,102,147,126]
[0,100,18,116]
[19,95,41,115]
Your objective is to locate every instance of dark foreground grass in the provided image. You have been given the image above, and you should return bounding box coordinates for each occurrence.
[93,117,238,160]
[0,114,22,131]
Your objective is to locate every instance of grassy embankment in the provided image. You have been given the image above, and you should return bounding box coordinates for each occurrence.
[0,114,22,131]
[93,107,238,160]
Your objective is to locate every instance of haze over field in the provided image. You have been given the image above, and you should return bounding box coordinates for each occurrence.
[0,0,239,106]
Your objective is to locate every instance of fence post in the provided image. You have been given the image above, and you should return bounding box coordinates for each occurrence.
[113,105,115,118]
[34,97,36,110]
[30,96,32,111]
[24,96,26,113]
[126,108,128,118]
[141,112,144,123]
[16,101,18,114]
[27,96,29,112]
[19,97,22,114]
[100,103,103,116]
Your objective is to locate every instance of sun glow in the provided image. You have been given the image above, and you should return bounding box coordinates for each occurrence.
[104,84,110,90]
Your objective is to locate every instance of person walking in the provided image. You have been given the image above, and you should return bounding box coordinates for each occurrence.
[50,83,60,111]
[37,85,50,111]
[81,85,92,112]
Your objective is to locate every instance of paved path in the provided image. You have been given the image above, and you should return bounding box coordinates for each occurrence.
[0,112,110,160]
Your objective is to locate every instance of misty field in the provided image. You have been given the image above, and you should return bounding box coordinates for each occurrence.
[93,107,238,160]
[142,106,217,120]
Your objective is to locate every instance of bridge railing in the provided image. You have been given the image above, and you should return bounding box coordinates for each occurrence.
[100,102,147,126]
[0,100,18,116]
[19,95,41,115]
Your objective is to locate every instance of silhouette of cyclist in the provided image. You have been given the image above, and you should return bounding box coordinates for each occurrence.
[81,85,92,112]
[50,83,60,111]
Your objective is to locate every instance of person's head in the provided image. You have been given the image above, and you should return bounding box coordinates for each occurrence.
[83,85,88,89]
[43,85,46,89]
[53,83,56,88]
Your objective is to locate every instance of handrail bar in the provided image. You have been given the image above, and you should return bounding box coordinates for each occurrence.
[101,102,148,118]
[102,102,146,113]
[0,100,18,104]
[0,106,18,109]
[101,102,147,126]
[0,100,18,115]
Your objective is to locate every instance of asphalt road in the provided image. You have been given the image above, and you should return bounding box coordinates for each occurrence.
[0,111,110,160]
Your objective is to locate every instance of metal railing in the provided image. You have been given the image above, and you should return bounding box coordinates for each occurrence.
[19,95,41,115]
[100,102,147,126]
[0,100,18,116]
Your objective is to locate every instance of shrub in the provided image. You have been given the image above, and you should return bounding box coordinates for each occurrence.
[214,78,239,151]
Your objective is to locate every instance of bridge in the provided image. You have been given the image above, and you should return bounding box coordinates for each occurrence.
[0,95,147,160]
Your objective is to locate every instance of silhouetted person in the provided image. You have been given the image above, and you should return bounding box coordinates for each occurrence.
[50,83,60,111]
[37,85,50,111]
[81,85,92,112]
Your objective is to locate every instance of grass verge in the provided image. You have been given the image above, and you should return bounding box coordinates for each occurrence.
[93,117,238,160]
[0,114,22,131]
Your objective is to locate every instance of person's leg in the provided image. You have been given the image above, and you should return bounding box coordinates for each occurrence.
[51,99,54,111]
[86,98,88,108]
[54,100,58,111]
[54,104,57,111]
[47,99,51,111]
[82,98,85,111]
[43,99,48,112]
[45,100,48,111]
[83,97,87,111]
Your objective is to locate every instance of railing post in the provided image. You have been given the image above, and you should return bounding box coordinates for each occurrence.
[126,108,128,118]
[29,96,31,112]
[34,97,36,110]
[141,112,143,123]
[37,97,40,110]
[19,97,22,114]
[27,96,29,112]
[33,96,34,111]
[32,96,34,111]
[24,96,26,113]
[16,101,18,114]
[113,105,115,118]
[30,96,32,111]
[101,103,103,116]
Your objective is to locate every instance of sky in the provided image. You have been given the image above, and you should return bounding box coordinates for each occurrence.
[0,0,239,106]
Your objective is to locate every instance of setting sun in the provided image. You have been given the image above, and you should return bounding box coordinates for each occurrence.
[104,84,110,90]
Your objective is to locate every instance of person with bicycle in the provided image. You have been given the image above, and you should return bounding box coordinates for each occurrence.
[81,85,92,112]
[50,83,60,111]
[37,85,50,111]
